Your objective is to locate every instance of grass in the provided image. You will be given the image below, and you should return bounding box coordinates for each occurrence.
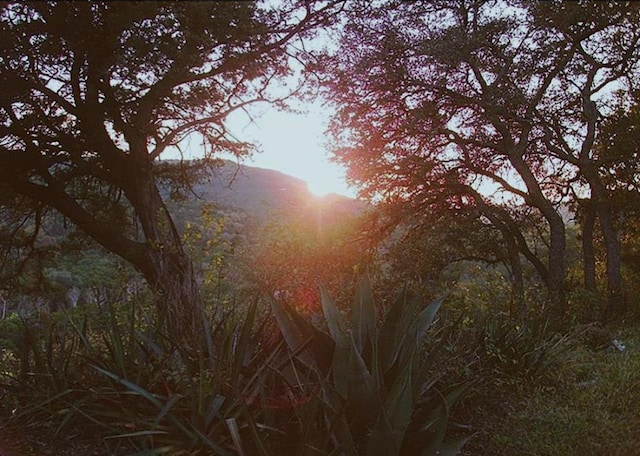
[458,323,640,455]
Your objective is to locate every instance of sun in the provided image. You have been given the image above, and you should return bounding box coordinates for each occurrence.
[306,179,333,198]
[226,101,356,198]
[304,167,357,198]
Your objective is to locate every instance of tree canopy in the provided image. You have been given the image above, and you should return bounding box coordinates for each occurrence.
[323,0,640,320]
[0,1,343,338]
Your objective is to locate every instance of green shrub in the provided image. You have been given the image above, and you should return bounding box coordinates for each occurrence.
[485,327,640,456]
[0,312,23,352]
[1,278,471,455]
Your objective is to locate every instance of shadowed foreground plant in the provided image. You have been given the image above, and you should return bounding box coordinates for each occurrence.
[1,298,301,455]
[271,276,469,456]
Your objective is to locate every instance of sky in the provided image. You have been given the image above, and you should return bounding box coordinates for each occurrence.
[225,103,357,198]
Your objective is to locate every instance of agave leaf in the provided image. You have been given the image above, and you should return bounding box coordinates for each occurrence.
[414,314,464,397]
[184,421,234,455]
[106,302,128,377]
[321,287,351,397]
[65,400,122,433]
[318,378,357,454]
[442,383,468,410]
[419,383,468,455]
[237,400,271,456]
[125,447,176,456]
[270,298,334,372]
[377,289,403,370]
[226,418,247,456]
[91,364,163,408]
[270,297,303,350]
[370,328,381,394]
[135,330,164,359]
[154,394,181,426]
[366,413,398,456]
[431,389,450,439]
[378,287,411,373]
[104,430,169,439]
[53,408,74,438]
[231,297,259,383]
[413,298,444,345]
[351,275,376,354]
[345,334,380,443]
[384,357,414,449]
[64,309,92,351]
[205,394,226,429]
[240,339,288,408]
[320,286,348,341]
[333,339,351,400]
[366,357,414,456]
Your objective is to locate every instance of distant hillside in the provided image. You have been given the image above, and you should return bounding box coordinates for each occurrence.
[164,159,364,226]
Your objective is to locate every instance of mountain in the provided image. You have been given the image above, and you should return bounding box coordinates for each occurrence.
[192,160,360,215]
[15,159,363,309]
[164,159,364,229]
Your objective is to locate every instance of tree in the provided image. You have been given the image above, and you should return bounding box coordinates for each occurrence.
[531,2,640,317]
[322,0,640,321]
[0,191,43,289]
[578,92,640,316]
[0,1,343,340]
[363,188,516,304]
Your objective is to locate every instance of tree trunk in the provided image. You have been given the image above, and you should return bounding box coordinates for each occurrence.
[142,242,205,342]
[581,200,597,293]
[508,154,567,321]
[546,214,567,320]
[506,238,526,319]
[470,193,527,318]
[125,162,205,342]
[6,161,206,345]
[597,201,625,320]
[581,164,625,321]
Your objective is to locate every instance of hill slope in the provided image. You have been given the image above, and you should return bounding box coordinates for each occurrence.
[164,160,363,230]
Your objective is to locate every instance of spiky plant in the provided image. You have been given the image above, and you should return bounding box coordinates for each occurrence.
[271,276,468,456]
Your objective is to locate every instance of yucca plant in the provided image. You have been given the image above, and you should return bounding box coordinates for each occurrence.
[479,315,569,379]
[271,276,469,456]
[4,296,300,455]
[79,297,299,455]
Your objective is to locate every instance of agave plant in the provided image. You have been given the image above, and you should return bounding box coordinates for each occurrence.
[270,276,468,456]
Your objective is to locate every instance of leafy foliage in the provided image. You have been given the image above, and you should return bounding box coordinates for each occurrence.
[246,196,368,313]
[477,317,569,379]
[0,296,299,455]
[464,324,640,456]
